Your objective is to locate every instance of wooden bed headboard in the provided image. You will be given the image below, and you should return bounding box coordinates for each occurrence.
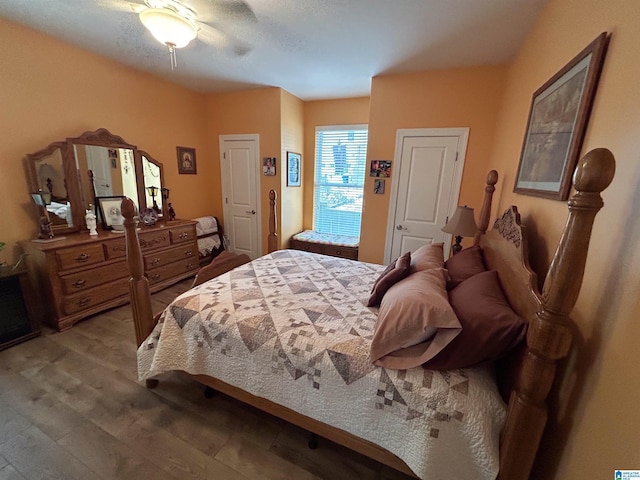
[121,148,614,480]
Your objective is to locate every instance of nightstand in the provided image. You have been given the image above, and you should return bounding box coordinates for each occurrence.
[0,267,40,350]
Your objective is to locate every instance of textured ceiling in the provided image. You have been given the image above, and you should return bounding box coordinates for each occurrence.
[0,0,547,100]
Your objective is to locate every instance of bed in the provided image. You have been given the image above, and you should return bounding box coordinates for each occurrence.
[122,148,615,480]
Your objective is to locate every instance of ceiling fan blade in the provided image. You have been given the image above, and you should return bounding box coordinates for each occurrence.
[197,22,253,56]
[208,0,257,23]
[96,0,145,14]
[190,0,257,24]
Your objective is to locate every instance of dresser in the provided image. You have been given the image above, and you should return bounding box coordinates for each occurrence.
[23,220,198,331]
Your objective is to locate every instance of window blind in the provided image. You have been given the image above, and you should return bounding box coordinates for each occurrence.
[314,125,368,238]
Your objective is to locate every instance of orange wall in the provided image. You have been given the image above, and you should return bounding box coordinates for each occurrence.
[488,0,640,478]
[360,66,508,263]
[302,98,371,229]
[280,90,305,245]
[0,19,212,263]
[204,88,282,253]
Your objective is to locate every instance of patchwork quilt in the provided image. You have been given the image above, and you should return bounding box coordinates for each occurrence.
[138,250,506,479]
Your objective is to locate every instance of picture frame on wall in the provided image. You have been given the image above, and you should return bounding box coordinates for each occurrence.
[514,32,609,200]
[177,146,197,175]
[370,160,391,177]
[286,151,301,187]
[263,157,276,176]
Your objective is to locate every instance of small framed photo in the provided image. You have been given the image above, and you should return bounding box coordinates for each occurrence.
[96,195,126,230]
[286,151,301,187]
[370,160,391,177]
[177,146,197,175]
[374,179,385,194]
[263,157,276,176]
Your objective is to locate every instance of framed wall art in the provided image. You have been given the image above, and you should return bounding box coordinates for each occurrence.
[514,32,609,200]
[374,179,385,194]
[263,157,276,176]
[286,151,301,187]
[177,146,197,175]
[370,160,391,177]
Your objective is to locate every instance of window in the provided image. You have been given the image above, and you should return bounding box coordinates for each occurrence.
[314,125,368,238]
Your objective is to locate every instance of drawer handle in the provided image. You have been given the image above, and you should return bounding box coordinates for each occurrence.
[151,258,161,266]
[151,274,161,280]
[78,297,91,307]
[186,263,195,269]
[185,250,193,256]
[72,279,87,288]
[179,233,189,239]
[75,253,90,263]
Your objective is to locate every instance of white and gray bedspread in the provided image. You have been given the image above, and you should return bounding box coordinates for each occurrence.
[138,249,506,479]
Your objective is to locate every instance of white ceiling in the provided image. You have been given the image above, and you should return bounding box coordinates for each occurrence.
[0,0,547,101]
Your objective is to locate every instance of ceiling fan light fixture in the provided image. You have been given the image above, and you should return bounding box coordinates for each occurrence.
[139,8,197,49]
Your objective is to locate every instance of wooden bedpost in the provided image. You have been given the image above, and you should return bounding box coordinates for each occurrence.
[474,170,499,245]
[268,189,278,253]
[121,198,154,348]
[498,149,615,480]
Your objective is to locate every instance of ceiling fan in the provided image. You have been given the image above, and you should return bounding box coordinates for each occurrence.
[114,0,257,69]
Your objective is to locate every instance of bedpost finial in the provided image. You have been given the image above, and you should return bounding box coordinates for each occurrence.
[121,197,137,221]
[486,169,498,186]
[573,148,615,193]
[269,189,276,201]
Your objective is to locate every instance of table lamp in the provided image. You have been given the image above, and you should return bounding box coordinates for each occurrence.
[441,205,477,255]
[146,185,160,212]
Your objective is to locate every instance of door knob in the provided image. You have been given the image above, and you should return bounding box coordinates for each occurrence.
[396,225,407,231]
[246,210,256,215]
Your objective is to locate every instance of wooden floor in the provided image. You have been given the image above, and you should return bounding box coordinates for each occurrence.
[0,279,415,480]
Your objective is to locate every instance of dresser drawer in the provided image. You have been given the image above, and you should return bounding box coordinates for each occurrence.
[103,237,127,259]
[144,243,197,270]
[323,244,359,260]
[170,225,196,245]
[60,260,128,294]
[62,279,129,315]
[138,229,171,250]
[290,239,325,254]
[147,258,199,285]
[56,244,106,271]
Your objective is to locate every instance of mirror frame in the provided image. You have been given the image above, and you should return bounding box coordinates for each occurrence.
[26,140,80,235]
[138,149,168,218]
[25,128,166,234]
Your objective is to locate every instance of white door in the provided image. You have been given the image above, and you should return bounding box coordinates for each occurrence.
[219,135,261,259]
[384,128,468,262]
[85,145,113,197]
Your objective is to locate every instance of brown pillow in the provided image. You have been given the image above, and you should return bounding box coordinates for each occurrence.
[367,252,411,307]
[410,242,445,274]
[369,268,462,369]
[444,245,486,289]
[423,270,527,371]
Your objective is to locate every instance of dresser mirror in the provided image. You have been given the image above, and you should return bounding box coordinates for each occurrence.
[25,129,167,235]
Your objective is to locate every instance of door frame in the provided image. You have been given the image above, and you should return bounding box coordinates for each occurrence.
[383,128,469,263]
[219,133,262,258]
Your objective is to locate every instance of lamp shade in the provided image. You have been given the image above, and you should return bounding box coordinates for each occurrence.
[139,8,197,48]
[442,206,477,237]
